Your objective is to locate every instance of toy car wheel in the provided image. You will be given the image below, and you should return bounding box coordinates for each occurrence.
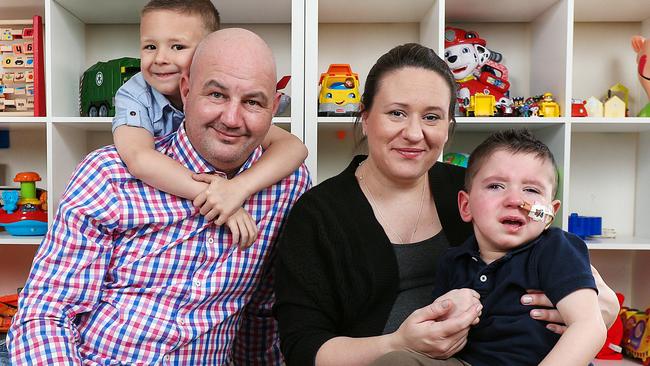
[88,106,98,117]
[99,104,109,117]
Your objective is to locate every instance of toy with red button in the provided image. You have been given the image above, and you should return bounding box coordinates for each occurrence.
[443,27,511,116]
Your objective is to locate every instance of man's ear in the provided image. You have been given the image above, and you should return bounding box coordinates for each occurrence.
[458,190,473,223]
[272,92,281,116]
[180,73,191,106]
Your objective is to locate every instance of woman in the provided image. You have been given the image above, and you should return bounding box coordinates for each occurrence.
[273,43,617,366]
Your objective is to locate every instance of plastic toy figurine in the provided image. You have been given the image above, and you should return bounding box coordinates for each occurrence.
[495,96,515,116]
[539,92,560,117]
[571,99,588,117]
[632,35,650,116]
[318,64,361,116]
[596,293,625,360]
[444,27,510,116]
[79,57,140,117]
[275,75,291,117]
[0,172,48,236]
[466,93,496,117]
[515,96,541,117]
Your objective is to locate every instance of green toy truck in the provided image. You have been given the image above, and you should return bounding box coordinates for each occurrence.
[79,57,140,117]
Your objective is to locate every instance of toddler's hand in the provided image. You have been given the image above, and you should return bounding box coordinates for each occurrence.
[433,288,482,325]
[192,173,249,224]
[225,207,259,250]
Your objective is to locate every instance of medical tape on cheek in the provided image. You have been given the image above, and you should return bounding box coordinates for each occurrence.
[519,201,555,229]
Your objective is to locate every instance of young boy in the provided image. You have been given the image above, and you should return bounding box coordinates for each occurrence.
[374,129,606,365]
[112,0,307,248]
[440,128,606,365]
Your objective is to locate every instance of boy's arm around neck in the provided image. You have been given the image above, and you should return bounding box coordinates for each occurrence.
[114,125,207,199]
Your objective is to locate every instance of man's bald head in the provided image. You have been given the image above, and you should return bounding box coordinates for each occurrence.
[190,28,277,91]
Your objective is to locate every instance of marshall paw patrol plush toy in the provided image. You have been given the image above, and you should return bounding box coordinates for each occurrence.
[444,27,511,115]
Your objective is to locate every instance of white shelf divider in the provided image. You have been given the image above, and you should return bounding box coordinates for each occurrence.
[0,232,43,245]
[587,237,650,250]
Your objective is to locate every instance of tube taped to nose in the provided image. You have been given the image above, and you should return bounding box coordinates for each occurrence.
[520,201,555,229]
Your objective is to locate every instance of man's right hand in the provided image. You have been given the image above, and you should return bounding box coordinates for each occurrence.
[390,299,482,359]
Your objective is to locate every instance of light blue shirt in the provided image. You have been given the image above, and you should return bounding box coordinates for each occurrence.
[112,72,184,137]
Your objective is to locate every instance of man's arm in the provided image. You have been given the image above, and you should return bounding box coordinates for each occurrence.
[8,151,119,365]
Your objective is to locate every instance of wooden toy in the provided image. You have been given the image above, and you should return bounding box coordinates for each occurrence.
[604,95,626,118]
[585,96,604,117]
[0,16,45,116]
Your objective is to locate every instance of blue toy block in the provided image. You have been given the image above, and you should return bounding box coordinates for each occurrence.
[568,213,602,239]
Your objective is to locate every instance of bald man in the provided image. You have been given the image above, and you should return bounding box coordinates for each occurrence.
[9,28,310,365]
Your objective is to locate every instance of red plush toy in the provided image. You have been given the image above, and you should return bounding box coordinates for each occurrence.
[596,293,625,360]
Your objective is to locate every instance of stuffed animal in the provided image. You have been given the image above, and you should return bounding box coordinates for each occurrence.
[631,35,650,116]
[443,27,511,115]
[596,292,625,360]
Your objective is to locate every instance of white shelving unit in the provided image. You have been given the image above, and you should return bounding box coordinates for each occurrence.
[0,1,649,362]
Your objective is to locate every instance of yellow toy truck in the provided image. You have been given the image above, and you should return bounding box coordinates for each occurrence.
[466,93,497,117]
[318,64,361,116]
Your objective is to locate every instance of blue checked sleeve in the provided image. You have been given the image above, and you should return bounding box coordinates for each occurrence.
[8,151,120,365]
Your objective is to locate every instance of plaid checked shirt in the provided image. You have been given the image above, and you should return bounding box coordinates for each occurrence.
[8,123,310,365]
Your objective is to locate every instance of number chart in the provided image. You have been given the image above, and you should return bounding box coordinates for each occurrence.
[0,16,44,117]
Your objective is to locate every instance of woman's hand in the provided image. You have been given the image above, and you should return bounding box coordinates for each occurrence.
[521,290,566,334]
[522,265,619,334]
[391,299,482,359]
[433,288,482,325]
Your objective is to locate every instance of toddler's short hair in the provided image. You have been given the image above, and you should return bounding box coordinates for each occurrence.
[142,0,221,33]
[464,128,559,197]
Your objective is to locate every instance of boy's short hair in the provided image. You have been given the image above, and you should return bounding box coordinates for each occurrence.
[142,0,221,32]
[464,128,559,197]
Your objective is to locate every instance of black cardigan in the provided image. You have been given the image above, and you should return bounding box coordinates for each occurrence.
[273,155,473,366]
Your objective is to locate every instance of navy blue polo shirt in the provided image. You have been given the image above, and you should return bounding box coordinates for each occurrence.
[432,227,596,366]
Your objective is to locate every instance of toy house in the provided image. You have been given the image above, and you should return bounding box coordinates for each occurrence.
[604,95,626,118]
[608,83,629,111]
[585,96,604,117]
